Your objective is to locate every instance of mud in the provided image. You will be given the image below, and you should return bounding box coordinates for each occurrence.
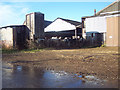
[2,47,119,88]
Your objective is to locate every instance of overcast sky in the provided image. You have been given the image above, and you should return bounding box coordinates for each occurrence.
[0,1,115,27]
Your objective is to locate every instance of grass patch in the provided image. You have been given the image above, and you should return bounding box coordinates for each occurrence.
[21,48,44,53]
[1,49,19,54]
[1,48,43,54]
[1,48,55,54]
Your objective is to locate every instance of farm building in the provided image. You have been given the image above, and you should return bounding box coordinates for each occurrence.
[24,12,45,41]
[45,18,82,39]
[82,0,120,47]
[0,12,52,49]
[0,25,29,49]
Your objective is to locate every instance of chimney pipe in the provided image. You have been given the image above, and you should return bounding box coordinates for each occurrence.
[94,9,96,16]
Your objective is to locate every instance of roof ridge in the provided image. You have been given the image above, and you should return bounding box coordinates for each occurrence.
[96,1,119,15]
[58,17,81,23]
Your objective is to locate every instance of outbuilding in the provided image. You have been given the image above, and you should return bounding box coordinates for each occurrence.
[82,0,120,47]
[0,25,29,49]
[45,18,82,39]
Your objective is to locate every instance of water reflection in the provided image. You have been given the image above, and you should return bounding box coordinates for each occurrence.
[2,62,117,88]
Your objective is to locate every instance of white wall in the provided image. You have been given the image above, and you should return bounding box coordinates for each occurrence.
[85,16,107,33]
[0,27,13,40]
[45,18,76,32]
[0,27,13,47]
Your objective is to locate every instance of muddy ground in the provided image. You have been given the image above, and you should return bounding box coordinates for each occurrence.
[2,47,119,86]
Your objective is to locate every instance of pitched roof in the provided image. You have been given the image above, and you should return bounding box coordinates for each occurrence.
[96,1,119,15]
[57,17,81,27]
[82,1,120,19]
[23,20,52,28]
[44,20,52,28]
[0,25,26,29]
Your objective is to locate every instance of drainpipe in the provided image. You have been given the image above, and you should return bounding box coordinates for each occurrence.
[75,29,77,39]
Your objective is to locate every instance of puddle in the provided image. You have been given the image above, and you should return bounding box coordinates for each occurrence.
[16,66,22,71]
[2,62,118,88]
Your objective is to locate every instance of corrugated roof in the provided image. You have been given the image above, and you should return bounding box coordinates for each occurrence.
[82,1,120,19]
[58,18,81,27]
[96,1,119,15]
[44,20,52,28]
[0,25,26,29]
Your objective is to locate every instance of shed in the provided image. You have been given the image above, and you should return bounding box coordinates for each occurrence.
[82,0,120,46]
[0,25,29,49]
[45,18,82,39]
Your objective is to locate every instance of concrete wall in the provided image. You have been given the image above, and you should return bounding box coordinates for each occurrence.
[106,16,120,46]
[0,27,13,48]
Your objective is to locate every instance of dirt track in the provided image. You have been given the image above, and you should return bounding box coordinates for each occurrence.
[2,47,119,83]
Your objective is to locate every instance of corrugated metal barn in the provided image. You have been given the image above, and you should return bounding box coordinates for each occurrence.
[45,18,82,39]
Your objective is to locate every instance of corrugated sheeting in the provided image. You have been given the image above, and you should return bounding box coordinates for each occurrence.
[45,18,76,32]
[96,1,120,15]
[85,14,120,46]
[85,16,107,33]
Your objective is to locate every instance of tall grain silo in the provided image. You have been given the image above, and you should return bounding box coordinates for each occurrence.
[26,12,44,40]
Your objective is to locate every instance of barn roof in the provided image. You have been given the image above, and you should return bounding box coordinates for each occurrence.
[44,20,52,28]
[82,1,120,19]
[96,1,119,15]
[23,20,52,28]
[0,25,26,29]
[57,18,81,27]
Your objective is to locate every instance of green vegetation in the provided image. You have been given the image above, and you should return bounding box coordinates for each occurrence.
[21,49,43,53]
[1,48,55,54]
[101,44,106,47]
[1,48,42,54]
[1,49,19,54]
